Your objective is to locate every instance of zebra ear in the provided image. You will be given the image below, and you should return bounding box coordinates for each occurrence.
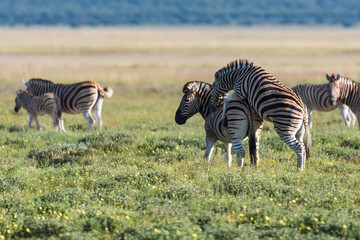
[23,79,29,87]
[326,73,332,82]
[336,74,341,80]
[15,90,20,96]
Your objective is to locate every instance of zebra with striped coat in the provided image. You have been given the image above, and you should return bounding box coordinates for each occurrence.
[14,90,63,131]
[175,81,263,168]
[327,73,360,129]
[292,83,355,127]
[23,78,113,132]
[210,59,311,171]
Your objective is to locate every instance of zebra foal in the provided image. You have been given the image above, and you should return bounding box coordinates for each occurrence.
[292,83,355,127]
[210,59,311,171]
[175,81,263,168]
[14,90,63,131]
[327,73,360,130]
[23,78,113,132]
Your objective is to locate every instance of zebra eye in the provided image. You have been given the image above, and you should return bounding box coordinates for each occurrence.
[185,98,191,103]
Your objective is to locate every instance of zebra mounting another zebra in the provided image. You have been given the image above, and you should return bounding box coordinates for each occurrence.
[292,83,355,128]
[210,59,311,171]
[175,81,263,168]
[14,90,63,132]
[23,78,113,132]
[327,73,360,130]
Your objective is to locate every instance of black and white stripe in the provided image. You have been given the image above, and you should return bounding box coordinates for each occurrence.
[14,90,63,131]
[210,59,311,170]
[327,73,360,129]
[175,81,263,168]
[23,78,113,132]
[292,83,355,127]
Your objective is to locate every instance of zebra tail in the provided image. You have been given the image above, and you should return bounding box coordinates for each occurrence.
[304,112,311,159]
[97,82,113,98]
[247,103,257,164]
[103,87,113,98]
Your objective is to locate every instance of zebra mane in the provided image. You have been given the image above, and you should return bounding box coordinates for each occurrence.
[182,81,211,93]
[215,59,254,80]
[28,78,54,86]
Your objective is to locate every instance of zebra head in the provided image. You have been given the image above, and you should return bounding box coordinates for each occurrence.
[14,90,24,112]
[326,73,341,106]
[175,82,203,125]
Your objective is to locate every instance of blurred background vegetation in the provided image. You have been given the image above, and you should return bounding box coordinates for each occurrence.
[0,0,359,27]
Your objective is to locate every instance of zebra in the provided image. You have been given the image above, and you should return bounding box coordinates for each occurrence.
[292,84,355,128]
[210,59,311,171]
[23,78,113,132]
[175,81,263,168]
[326,73,360,130]
[14,90,63,131]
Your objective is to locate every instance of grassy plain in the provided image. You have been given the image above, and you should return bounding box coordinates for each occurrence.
[0,27,360,239]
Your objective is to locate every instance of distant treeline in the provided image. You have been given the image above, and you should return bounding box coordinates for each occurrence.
[1,0,359,27]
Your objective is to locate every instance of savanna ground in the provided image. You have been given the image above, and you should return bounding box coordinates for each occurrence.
[0,27,360,239]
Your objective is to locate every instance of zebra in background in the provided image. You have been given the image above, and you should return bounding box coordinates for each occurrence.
[175,81,263,168]
[292,83,355,128]
[210,59,311,171]
[23,78,113,132]
[327,73,360,130]
[14,90,63,131]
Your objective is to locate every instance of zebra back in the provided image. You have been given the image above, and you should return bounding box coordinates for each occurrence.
[24,78,112,114]
[212,59,307,123]
[292,83,338,111]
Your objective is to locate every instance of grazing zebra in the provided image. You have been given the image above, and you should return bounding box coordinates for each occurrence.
[210,59,311,171]
[175,81,263,168]
[292,84,355,127]
[14,90,63,131]
[23,78,113,132]
[327,73,360,130]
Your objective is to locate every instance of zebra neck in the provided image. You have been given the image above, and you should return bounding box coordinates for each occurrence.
[198,91,212,119]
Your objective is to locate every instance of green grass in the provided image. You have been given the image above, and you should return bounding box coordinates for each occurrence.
[0,27,360,239]
[1,96,360,239]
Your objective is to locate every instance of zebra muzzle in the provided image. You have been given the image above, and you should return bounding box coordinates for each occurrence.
[175,110,186,125]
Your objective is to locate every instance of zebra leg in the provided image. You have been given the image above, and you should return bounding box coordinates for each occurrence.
[82,111,95,132]
[307,109,312,128]
[338,105,351,127]
[60,117,66,133]
[33,116,41,131]
[93,97,104,130]
[204,137,216,163]
[27,116,33,130]
[349,110,356,126]
[253,126,263,166]
[277,128,306,171]
[356,112,360,130]
[224,143,232,168]
[51,113,60,131]
[232,140,245,168]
